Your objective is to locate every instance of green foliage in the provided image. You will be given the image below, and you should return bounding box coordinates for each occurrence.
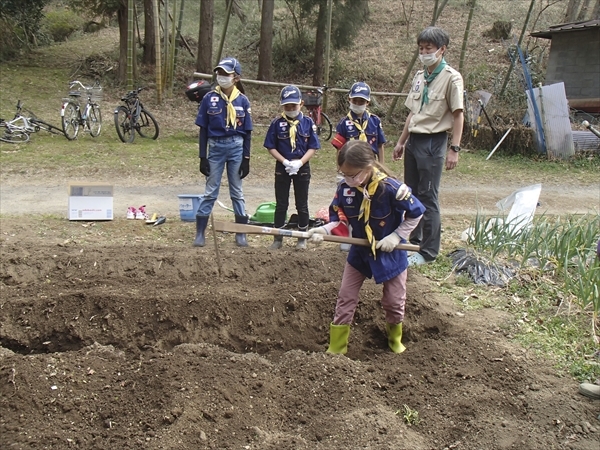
[43,8,85,42]
[66,0,123,18]
[272,28,315,79]
[395,404,420,425]
[0,0,49,60]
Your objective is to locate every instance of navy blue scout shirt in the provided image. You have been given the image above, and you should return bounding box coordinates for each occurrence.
[263,112,320,159]
[335,112,386,155]
[195,89,253,153]
[329,177,425,284]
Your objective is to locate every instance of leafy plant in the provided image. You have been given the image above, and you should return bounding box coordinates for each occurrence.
[396,404,420,425]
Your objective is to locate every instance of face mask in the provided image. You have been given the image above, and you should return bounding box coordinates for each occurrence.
[419,49,440,67]
[217,75,234,89]
[349,103,367,115]
[285,108,300,119]
[344,170,366,188]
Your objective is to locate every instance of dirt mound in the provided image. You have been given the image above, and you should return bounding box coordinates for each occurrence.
[1,224,599,449]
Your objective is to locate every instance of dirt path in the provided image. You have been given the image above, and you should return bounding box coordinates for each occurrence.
[1,176,598,218]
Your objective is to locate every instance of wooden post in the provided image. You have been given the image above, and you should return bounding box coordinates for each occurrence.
[214,0,234,79]
[153,0,162,103]
[322,0,333,112]
[459,0,476,74]
[127,0,134,90]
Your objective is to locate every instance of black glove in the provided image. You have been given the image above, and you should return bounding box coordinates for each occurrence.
[200,157,210,176]
[239,157,250,179]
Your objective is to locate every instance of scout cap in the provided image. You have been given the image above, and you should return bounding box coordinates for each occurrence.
[280,85,302,105]
[214,57,242,75]
[349,82,371,101]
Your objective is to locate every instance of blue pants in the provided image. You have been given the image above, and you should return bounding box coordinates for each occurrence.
[197,136,246,217]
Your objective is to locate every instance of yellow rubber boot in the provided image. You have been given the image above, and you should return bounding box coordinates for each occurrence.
[326,323,350,354]
[386,323,406,353]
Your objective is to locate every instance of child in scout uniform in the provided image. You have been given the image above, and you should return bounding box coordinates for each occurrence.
[193,57,253,248]
[331,81,387,162]
[393,27,464,267]
[264,85,320,250]
[306,140,425,355]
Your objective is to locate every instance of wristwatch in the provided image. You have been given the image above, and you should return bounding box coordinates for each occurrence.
[450,144,461,152]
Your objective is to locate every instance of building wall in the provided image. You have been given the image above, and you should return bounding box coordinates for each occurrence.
[544,29,600,99]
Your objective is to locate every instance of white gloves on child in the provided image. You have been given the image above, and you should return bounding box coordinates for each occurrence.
[305,227,327,244]
[285,159,303,175]
[376,232,400,252]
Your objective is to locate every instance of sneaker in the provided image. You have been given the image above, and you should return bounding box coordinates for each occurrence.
[126,206,137,219]
[135,205,148,220]
[407,252,427,266]
[579,383,600,400]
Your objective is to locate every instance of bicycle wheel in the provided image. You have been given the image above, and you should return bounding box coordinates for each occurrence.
[30,118,64,136]
[136,109,159,140]
[61,102,80,140]
[318,112,333,141]
[114,106,134,143]
[87,104,102,137]
[0,127,30,143]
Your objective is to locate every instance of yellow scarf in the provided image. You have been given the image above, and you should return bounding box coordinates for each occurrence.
[281,112,300,151]
[347,111,370,142]
[357,168,387,256]
[215,85,240,129]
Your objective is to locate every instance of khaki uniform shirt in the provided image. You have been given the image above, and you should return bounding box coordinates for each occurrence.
[404,65,464,134]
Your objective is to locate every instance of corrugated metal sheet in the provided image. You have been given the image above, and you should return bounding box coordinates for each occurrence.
[527,82,574,159]
[572,131,600,151]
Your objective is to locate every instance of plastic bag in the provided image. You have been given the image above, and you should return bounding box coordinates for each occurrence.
[449,249,516,287]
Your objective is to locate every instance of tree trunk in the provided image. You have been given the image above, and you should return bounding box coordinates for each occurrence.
[564,0,582,21]
[257,0,274,80]
[312,0,327,87]
[577,0,592,20]
[143,0,156,64]
[592,0,600,19]
[117,6,128,82]
[196,0,214,73]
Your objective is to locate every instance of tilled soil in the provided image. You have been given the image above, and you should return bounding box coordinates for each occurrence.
[1,217,599,450]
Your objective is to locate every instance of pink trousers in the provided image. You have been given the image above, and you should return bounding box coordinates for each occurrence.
[333,262,407,325]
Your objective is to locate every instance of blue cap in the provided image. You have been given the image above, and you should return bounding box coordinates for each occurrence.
[280,85,302,105]
[349,82,371,101]
[214,57,242,75]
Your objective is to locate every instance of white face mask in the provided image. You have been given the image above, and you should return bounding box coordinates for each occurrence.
[349,103,367,115]
[419,49,441,67]
[285,108,300,119]
[217,75,235,89]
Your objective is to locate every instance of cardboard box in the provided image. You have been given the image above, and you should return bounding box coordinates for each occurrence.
[68,183,113,221]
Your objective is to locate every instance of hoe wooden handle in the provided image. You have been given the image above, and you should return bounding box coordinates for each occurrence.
[213,221,420,252]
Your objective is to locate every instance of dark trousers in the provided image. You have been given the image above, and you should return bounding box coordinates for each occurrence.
[404,132,447,261]
[274,161,311,229]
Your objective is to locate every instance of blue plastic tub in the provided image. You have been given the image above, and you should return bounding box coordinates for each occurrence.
[178,194,203,221]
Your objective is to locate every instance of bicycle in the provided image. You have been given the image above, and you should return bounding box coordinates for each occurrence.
[114,87,159,143]
[1,100,64,144]
[302,87,333,141]
[61,80,103,140]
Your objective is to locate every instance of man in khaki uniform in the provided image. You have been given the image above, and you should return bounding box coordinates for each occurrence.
[393,26,464,265]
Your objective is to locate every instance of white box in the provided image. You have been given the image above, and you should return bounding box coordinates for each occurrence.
[68,183,113,221]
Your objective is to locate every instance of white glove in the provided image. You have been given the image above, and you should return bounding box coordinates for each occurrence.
[375,232,400,252]
[283,159,292,168]
[305,227,327,244]
[285,165,299,175]
[289,160,303,171]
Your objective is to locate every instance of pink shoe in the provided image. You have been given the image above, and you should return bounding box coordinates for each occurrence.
[135,205,148,220]
[126,206,137,219]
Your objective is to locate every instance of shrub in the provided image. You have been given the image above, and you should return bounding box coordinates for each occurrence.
[43,8,84,42]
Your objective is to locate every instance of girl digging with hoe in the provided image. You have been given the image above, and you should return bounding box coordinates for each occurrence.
[306,140,425,354]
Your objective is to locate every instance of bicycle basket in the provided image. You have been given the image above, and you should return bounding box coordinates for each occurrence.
[89,86,103,103]
[302,91,322,106]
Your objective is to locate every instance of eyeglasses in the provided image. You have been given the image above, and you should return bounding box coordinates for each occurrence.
[338,169,364,182]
